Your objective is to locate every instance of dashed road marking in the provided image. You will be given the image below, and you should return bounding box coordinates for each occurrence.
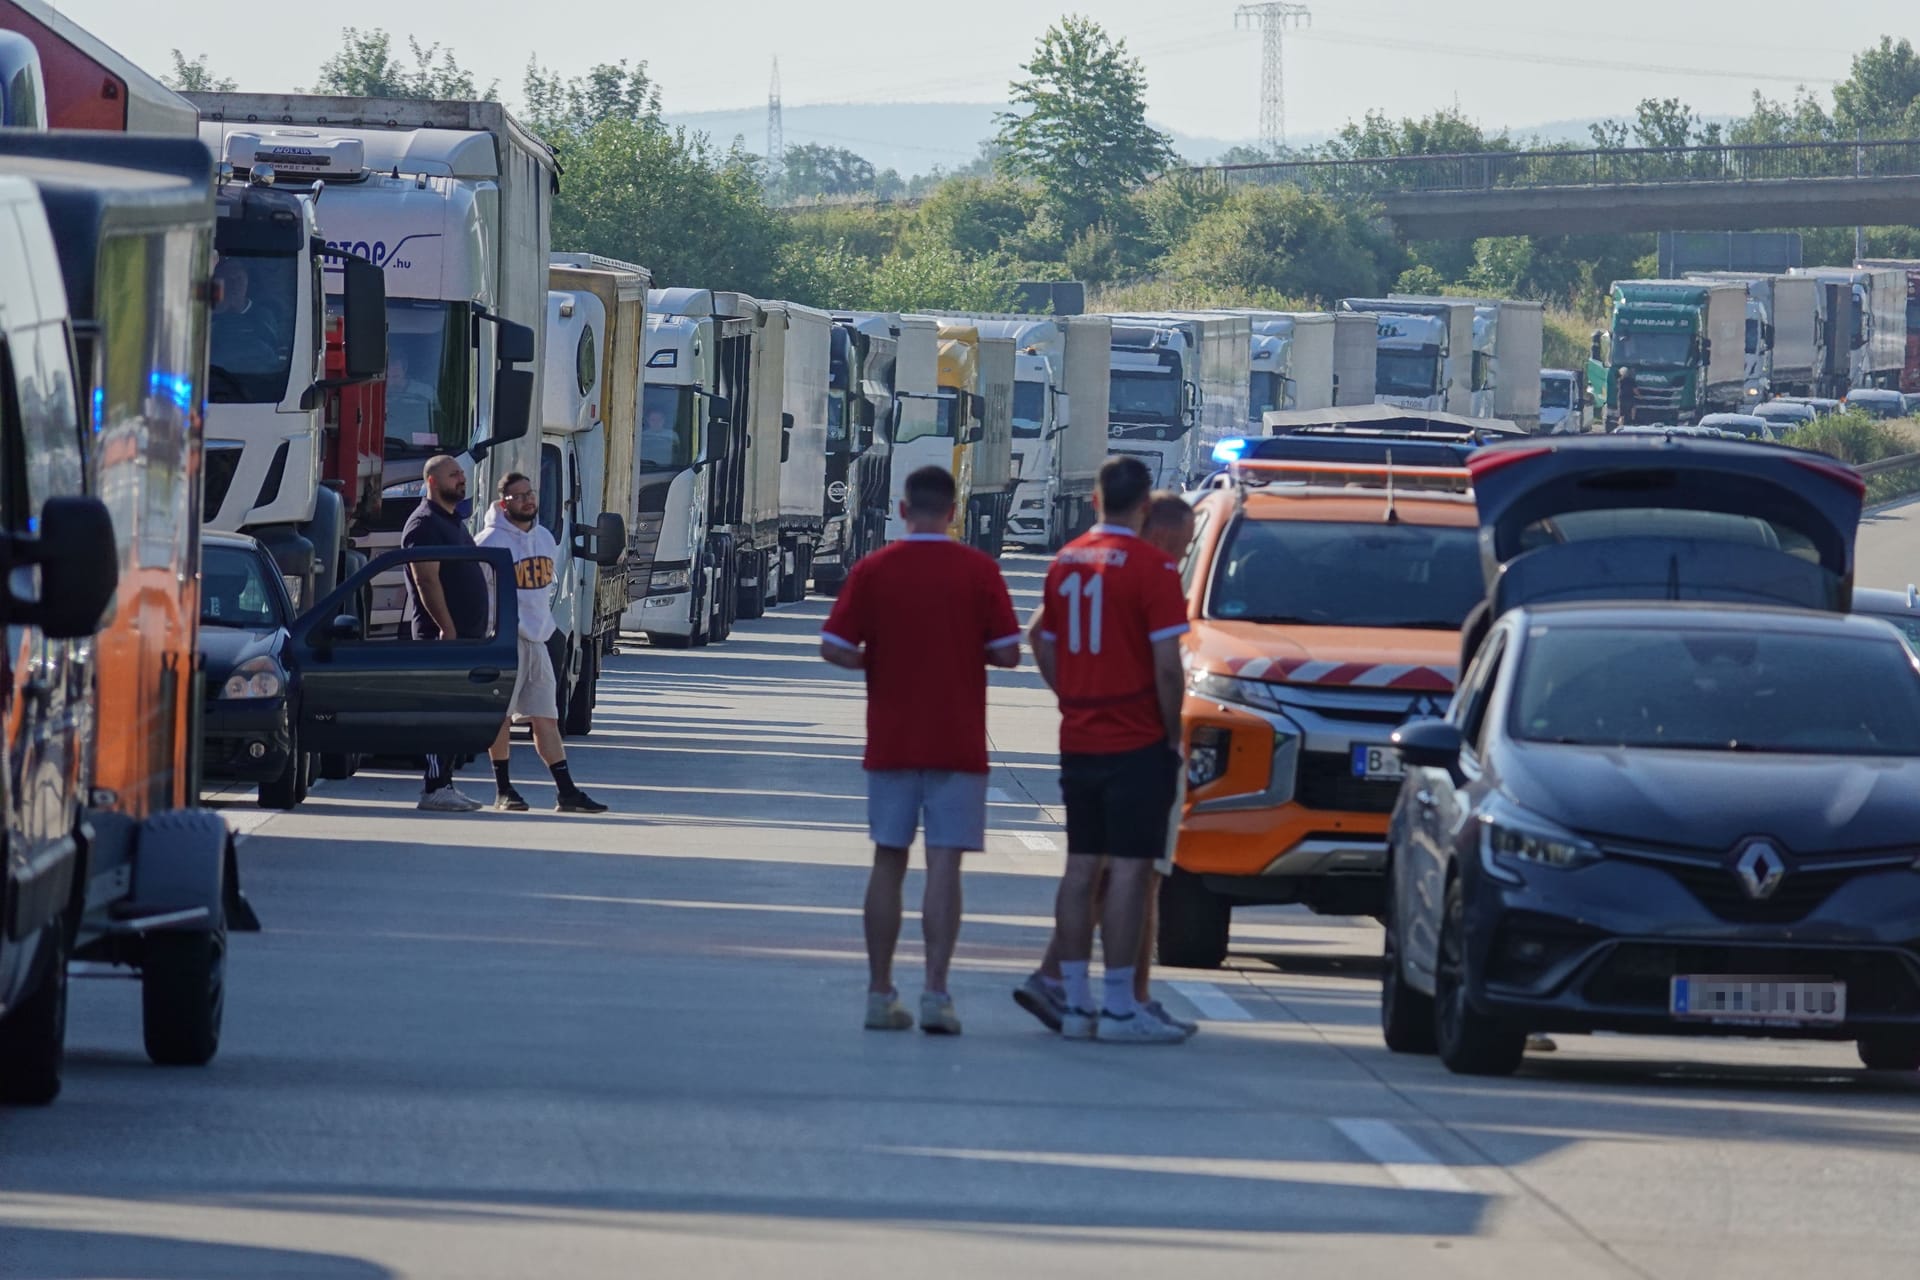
[1331,1118,1472,1194]
[988,787,1013,803]
[1167,980,1254,1022]
[1015,833,1058,852]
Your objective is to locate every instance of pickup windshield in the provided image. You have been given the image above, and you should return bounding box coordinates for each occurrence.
[1208,518,1482,629]
[1513,625,1920,755]
[1614,330,1692,368]
[209,252,298,405]
[641,385,697,471]
[384,300,473,457]
[1376,350,1440,399]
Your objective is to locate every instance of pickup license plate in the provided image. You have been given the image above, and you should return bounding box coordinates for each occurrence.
[1670,976,1846,1026]
[1352,744,1405,782]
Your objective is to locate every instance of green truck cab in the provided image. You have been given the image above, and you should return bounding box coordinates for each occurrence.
[1598,280,1747,428]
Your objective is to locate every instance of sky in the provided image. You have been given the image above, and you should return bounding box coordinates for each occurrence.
[60,0,1916,163]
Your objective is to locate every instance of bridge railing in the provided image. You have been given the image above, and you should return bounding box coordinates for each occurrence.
[1188,139,1920,200]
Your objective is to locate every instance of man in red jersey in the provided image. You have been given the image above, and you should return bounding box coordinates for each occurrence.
[821,466,1021,1036]
[1030,458,1190,1045]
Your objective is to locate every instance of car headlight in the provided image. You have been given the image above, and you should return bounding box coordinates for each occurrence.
[1480,812,1600,880]
[1190,670,1284,713]
[651,567,691,592]
[221,655,286,700]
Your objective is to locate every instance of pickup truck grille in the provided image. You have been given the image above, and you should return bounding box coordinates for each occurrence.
[1295,750,1399,815]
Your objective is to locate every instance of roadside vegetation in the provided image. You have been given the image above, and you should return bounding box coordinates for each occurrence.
[167,26,1920,317]
[1783,411,1920,504]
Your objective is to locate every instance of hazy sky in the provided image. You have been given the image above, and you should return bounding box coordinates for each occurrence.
[63,0,1913,152]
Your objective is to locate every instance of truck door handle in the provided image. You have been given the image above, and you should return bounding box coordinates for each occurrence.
[468,668,501,684]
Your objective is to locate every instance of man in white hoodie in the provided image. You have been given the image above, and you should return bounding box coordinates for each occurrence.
[477,473,608,814]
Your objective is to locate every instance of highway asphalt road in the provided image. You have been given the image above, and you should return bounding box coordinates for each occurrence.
[4,551,1920,1279]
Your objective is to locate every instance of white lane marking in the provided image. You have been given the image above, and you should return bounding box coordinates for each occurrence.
[1015,833,1058,852]
[988,787,1014,803]
[1167,980,1254,1022]
[1331,1118,1471,1194]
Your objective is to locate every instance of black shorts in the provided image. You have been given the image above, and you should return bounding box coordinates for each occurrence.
[1060,742,1181,860]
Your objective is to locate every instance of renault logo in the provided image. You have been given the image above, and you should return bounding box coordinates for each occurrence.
[1734,839,1788,901]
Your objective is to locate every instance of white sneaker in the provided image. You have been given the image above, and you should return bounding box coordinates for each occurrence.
[1059,1008,1098,1041]
[1097,1008,1188,1044]
[419,785,482,812]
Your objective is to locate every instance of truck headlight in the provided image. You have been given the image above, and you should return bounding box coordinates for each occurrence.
[221,656,286,700]
[1020,498,1045,511]
[651,567,691,592]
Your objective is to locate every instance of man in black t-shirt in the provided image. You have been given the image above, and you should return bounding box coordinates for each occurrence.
[402,454,490,811]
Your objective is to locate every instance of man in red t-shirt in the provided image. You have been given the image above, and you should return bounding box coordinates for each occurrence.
[1029,457,1190,1045]
[821,466,1021,1036]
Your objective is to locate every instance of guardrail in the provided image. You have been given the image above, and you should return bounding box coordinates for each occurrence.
[1857,451,1920,477]
[1187,139,1920,200]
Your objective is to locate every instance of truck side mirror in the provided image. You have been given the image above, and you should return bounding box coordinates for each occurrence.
[486,367,535,450]
[340,254,387,381]
[781,410,794,463]
[496,318,536,366]
[572,511,627,567]
[1050,389,1071,437]
[12,496,118,639]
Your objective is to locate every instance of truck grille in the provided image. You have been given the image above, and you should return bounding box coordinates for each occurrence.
[1295,750,1399,814]
[628,514,665,602]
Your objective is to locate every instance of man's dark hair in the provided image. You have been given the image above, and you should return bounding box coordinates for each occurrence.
[1144,491,1193,531]
[904,465,957,516]
[499,472,532,497]
[1097,455,1153,520]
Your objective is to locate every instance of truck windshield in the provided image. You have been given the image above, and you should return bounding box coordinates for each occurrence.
[385,300,472,457]
[1512,625,1920,756]
[1540,375,1573,408]
[641,385,697,471]
[209,252,297,405]
[1614,330,1692,368]
[1110,370,1182,424]
[1746,318,1761,355]
[827,392,847,447]
[1012,380,1046,438]
[1249,370,1283,418]
[1208,519,1482,629]
[1376,350,1441,399]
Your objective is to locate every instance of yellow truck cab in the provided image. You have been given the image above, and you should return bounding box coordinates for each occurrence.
[935,324,985,540]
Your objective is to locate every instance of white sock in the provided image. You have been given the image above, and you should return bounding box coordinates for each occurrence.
[1104,966,1137,1017]
[1061,961,1093,1013]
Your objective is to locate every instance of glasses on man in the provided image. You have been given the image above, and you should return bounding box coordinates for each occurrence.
[504,489,536,500]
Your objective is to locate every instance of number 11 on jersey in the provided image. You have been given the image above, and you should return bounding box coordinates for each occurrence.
[1057,571,1104,655]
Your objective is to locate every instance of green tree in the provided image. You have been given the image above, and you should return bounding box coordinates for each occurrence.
[310,28,497,100]
[859,246,1020,313]
[1167,185,1398,305]
[1321,106,1510,161]
[1832,37,1920,135]
[994,17,1175,233]
[906,178,1039,258]
[781,144,878,200]
[523,59,660,137]
[163,50,235,93]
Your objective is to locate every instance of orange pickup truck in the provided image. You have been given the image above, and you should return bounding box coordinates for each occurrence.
[1161,452,1483,969]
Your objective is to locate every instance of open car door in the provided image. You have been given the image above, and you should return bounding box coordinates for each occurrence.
[1467,435,1864,615]
[288,546,519,757]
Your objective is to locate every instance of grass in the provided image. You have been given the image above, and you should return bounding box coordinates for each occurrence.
[1780,409,1920,505]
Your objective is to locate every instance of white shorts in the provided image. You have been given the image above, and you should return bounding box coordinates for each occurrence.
[867,770,989,852]
[509,634,560,720]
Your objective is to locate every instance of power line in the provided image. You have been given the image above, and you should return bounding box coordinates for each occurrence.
[766,58,784,174]
[1236,3,1313,150]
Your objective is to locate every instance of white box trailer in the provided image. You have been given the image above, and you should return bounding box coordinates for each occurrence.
[1059,315,1111,539]
[1332,312,1379,405]
[1690,272,1823,395]
[1401,296,1545,431]
[1341,297,1475,416]
[884,315,942,542]
[723,291,786,615]
[1174,312,1253,475]
[1794,266,1907,391]
[772,300,832,603]
[1230,311,1336,414]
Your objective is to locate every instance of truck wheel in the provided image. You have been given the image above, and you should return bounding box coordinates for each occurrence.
[0,924,68,1105]
[141,925,225,1067]
[564,645,595,736]
[1156,867,1231,970]
[737,549,766,620]
[258,724,303,810]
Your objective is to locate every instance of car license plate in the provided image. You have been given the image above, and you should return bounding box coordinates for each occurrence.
[1670,976,1846,1026]
[1352,744,1404,782]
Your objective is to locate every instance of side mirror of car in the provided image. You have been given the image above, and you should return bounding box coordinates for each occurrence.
[320,613,364,649]
[14,496,119,638]
[1392,718,1463,777]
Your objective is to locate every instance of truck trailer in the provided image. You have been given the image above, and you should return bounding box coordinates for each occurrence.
[1390,296,1545,431]
[1792,266,1907,392]
[1687,272,1824,400]
[773,301,833,602]
[814,313,899,591]
[1855,259,1920,394]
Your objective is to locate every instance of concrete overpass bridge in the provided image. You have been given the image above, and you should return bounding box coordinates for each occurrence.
[1190,139,1920,239]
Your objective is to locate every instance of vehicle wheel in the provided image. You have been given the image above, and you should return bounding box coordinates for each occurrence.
[564,646,595,736]
[1381,870,1437,1054]
[317,753,358,781]
[141,924,225,1067]
[714,550,736,642]
[737,549,765,620]
[1857,1033,1920,1071]
[795,542,813,601]
[0,924,68,1105]
[258,723,302,810]
[1433,877,1525,1077]
[648,632,693,650]
[1156,866,1231,970]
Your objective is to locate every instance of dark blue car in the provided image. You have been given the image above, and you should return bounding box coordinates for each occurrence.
[1379,435,1920,1076]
